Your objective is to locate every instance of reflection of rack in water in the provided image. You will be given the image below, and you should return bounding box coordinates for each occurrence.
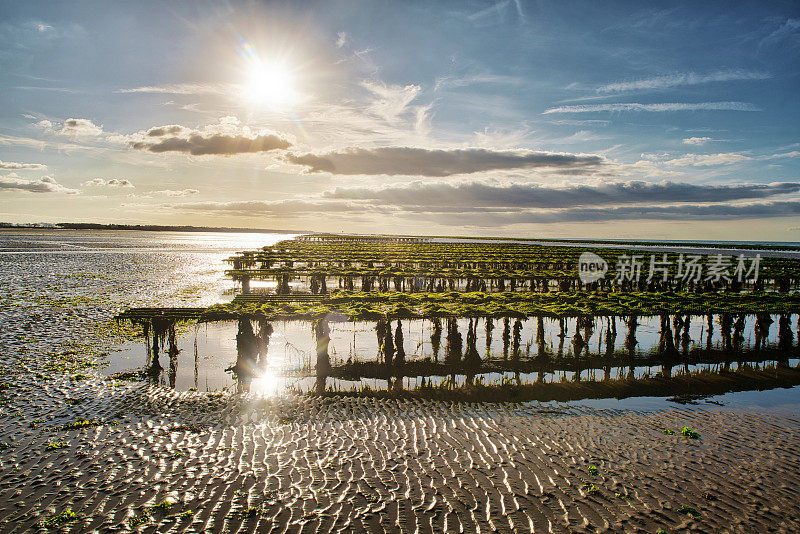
[116,306,800,398]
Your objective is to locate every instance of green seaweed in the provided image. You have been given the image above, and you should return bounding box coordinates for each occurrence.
[38,509,78,528]
[680,426,700,439]
[677,504,701,517]
[129,290,800,323]
[61,417,103,431]
[241,506,264,519]
[150,499,174,512]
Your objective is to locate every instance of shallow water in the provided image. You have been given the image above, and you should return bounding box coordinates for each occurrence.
[4,229,800,409]
[570,383,800,414]
[106,315,796,394]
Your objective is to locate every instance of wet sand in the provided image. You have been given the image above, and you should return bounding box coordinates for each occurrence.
[0,376,798,532]
[2,230,799,532]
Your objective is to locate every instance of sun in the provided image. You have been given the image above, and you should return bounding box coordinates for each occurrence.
[241,61,297,109]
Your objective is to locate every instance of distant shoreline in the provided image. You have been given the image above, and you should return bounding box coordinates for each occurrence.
[0,223,305,234]
[2,223,800,250]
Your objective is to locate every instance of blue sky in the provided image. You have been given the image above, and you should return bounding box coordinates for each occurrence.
[1,0,799,239]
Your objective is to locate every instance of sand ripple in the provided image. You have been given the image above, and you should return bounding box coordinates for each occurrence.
[0,383,798,533]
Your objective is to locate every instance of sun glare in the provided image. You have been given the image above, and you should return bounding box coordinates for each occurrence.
[242,61,297,108]
[250,369,283,396]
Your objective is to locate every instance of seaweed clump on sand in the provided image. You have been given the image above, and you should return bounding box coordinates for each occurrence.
[61,417,105,431]
[37,509,78,528]
[680,426,701,439]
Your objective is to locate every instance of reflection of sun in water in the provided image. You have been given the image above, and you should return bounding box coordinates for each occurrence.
[242,61,297,109]
[250,369,282,395]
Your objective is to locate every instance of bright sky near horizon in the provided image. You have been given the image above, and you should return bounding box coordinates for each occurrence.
[1,0,799,240]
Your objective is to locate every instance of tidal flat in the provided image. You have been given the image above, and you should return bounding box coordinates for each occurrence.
[1,229,799,533]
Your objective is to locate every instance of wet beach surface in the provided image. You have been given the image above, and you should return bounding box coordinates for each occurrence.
[1,230,799,533]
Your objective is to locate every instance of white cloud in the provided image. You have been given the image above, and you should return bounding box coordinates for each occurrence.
[543,102,761,114]
[0,160,46,170]
[59,118,103,136]
[152,189,199,197]
[0,174,78,194]
[663,153,752,166]
[83,178,134,188]
[682,137,713,145]
[760,18,800,51]
[360,81,423,124]
[596,70,770,93]
[336,31,347,48]
[434,73,523,91]
[115,83,236,95]
[767,151,800,159]
[36,118,103,137]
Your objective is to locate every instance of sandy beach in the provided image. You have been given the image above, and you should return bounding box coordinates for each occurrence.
[1,231,799,533]
[0,380,799,532]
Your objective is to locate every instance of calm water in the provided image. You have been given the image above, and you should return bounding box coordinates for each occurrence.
[2,229,799,412]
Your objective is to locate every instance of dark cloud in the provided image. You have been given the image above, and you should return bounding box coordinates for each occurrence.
[131,132,291,155]
[172,179,800,227]
[0,160,46,170]
[285,147,605,176]
[415,201,800,227]
[324,180,800,208]
[0,174,78,194]
[554,201,800,222]
[173,196,800,226]
[146,125,185,137]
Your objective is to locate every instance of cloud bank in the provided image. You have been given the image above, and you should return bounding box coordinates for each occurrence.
[286,147,605,176]
[172,179,800,226]
[323,180,800,208]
